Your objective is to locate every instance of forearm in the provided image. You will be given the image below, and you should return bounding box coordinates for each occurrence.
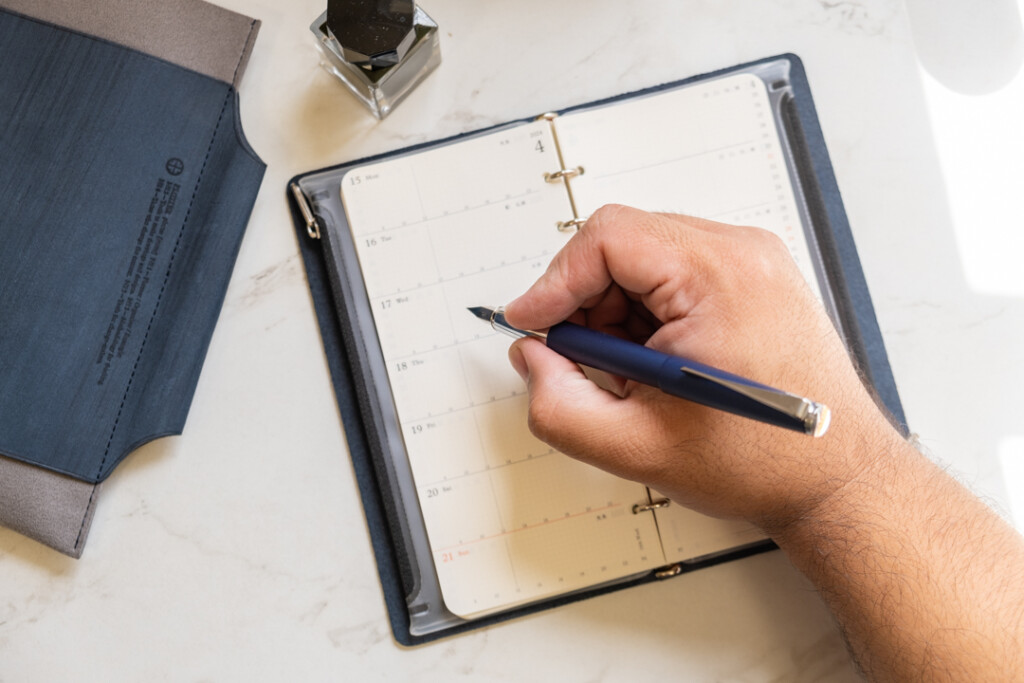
[769,430,1024,681]
[505,206,1024,678]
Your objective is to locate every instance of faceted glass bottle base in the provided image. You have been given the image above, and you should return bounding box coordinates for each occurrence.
[310,7,441,119]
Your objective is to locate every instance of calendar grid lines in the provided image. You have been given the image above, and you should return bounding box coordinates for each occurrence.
[432,501,626,554]
[340,72,816,617]
[417,448,558,489]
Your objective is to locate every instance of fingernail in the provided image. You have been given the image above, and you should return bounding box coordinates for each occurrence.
[509,344,529,382]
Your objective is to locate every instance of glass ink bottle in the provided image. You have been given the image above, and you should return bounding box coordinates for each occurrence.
[311,0,441,119]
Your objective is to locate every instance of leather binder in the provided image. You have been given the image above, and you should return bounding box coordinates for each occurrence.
[288,54,906,644]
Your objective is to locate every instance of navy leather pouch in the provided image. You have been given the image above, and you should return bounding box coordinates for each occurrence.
[0,5,265,553]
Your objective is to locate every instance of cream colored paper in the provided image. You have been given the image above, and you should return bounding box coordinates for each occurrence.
[340,74,821,616]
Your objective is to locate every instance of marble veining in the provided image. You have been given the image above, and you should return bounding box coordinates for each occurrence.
[807,0,895,36]
[1,0,1021,680]
[227,253,303,311]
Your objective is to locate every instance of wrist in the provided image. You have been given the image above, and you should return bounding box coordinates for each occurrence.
[756,395,916,545]
[758,416,1024,681]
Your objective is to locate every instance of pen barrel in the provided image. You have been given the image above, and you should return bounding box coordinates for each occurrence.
[545,322,672,386]
[545,322,807,433]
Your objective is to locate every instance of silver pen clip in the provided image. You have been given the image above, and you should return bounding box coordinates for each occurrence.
[679,366,831,437]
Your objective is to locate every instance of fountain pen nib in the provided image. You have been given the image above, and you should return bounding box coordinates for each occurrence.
[468,306,537,341]
[467,306,495,321]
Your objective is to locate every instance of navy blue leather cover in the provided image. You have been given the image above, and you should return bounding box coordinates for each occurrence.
[289,54,906,644]
[0,10,265,483]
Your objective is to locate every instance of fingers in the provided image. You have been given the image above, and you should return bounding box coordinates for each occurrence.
[508,338,655,472]
[504,205,717,331]
[498,205,894,525]
[652,212,736,235]
[577,284,659,345]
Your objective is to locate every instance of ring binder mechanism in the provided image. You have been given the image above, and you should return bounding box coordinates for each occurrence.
[544,166,584,182]
[655,564,683,580]
[286,55,907,644]
[536,112,587,231]
[290,182,321,239]
[633,498,671,514]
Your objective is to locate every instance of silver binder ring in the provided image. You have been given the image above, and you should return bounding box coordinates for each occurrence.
[655,564,683,579]
[544,166,584,183]
[632,498,670,514]
[556,217,587,232]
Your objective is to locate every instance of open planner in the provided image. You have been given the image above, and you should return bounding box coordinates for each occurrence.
[288,55,906,644]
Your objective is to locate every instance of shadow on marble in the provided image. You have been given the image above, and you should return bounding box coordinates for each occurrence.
[0,437,178,569]
[536,551,862,682]
[868,77,1024,509]
[290,66,382,164]
[905,0,1024,94]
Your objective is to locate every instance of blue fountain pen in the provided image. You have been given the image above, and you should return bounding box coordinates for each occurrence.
[468,306,831,437]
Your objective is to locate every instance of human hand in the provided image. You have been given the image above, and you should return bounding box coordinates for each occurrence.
[503,205,908,532]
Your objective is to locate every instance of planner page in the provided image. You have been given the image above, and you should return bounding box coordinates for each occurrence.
[557,73,822,563]
[558,73,822,298]
[340,120,664,619]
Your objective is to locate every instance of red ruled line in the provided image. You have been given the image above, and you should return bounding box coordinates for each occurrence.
[433,501,624,553]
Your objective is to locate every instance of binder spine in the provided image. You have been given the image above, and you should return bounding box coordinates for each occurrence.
[536,112,586,231]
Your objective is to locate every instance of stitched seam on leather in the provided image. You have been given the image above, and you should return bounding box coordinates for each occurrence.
[73,483,99,554]
[73,19,257,549]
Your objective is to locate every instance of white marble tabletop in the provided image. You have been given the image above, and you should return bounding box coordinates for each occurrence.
[2,0,1023,680]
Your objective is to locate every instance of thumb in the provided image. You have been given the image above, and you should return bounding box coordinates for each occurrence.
[508,337,649,472]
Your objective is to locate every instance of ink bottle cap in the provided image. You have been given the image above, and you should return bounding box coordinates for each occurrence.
[311,0,441,119]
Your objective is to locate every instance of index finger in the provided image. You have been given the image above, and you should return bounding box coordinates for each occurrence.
[504,205,720,330]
